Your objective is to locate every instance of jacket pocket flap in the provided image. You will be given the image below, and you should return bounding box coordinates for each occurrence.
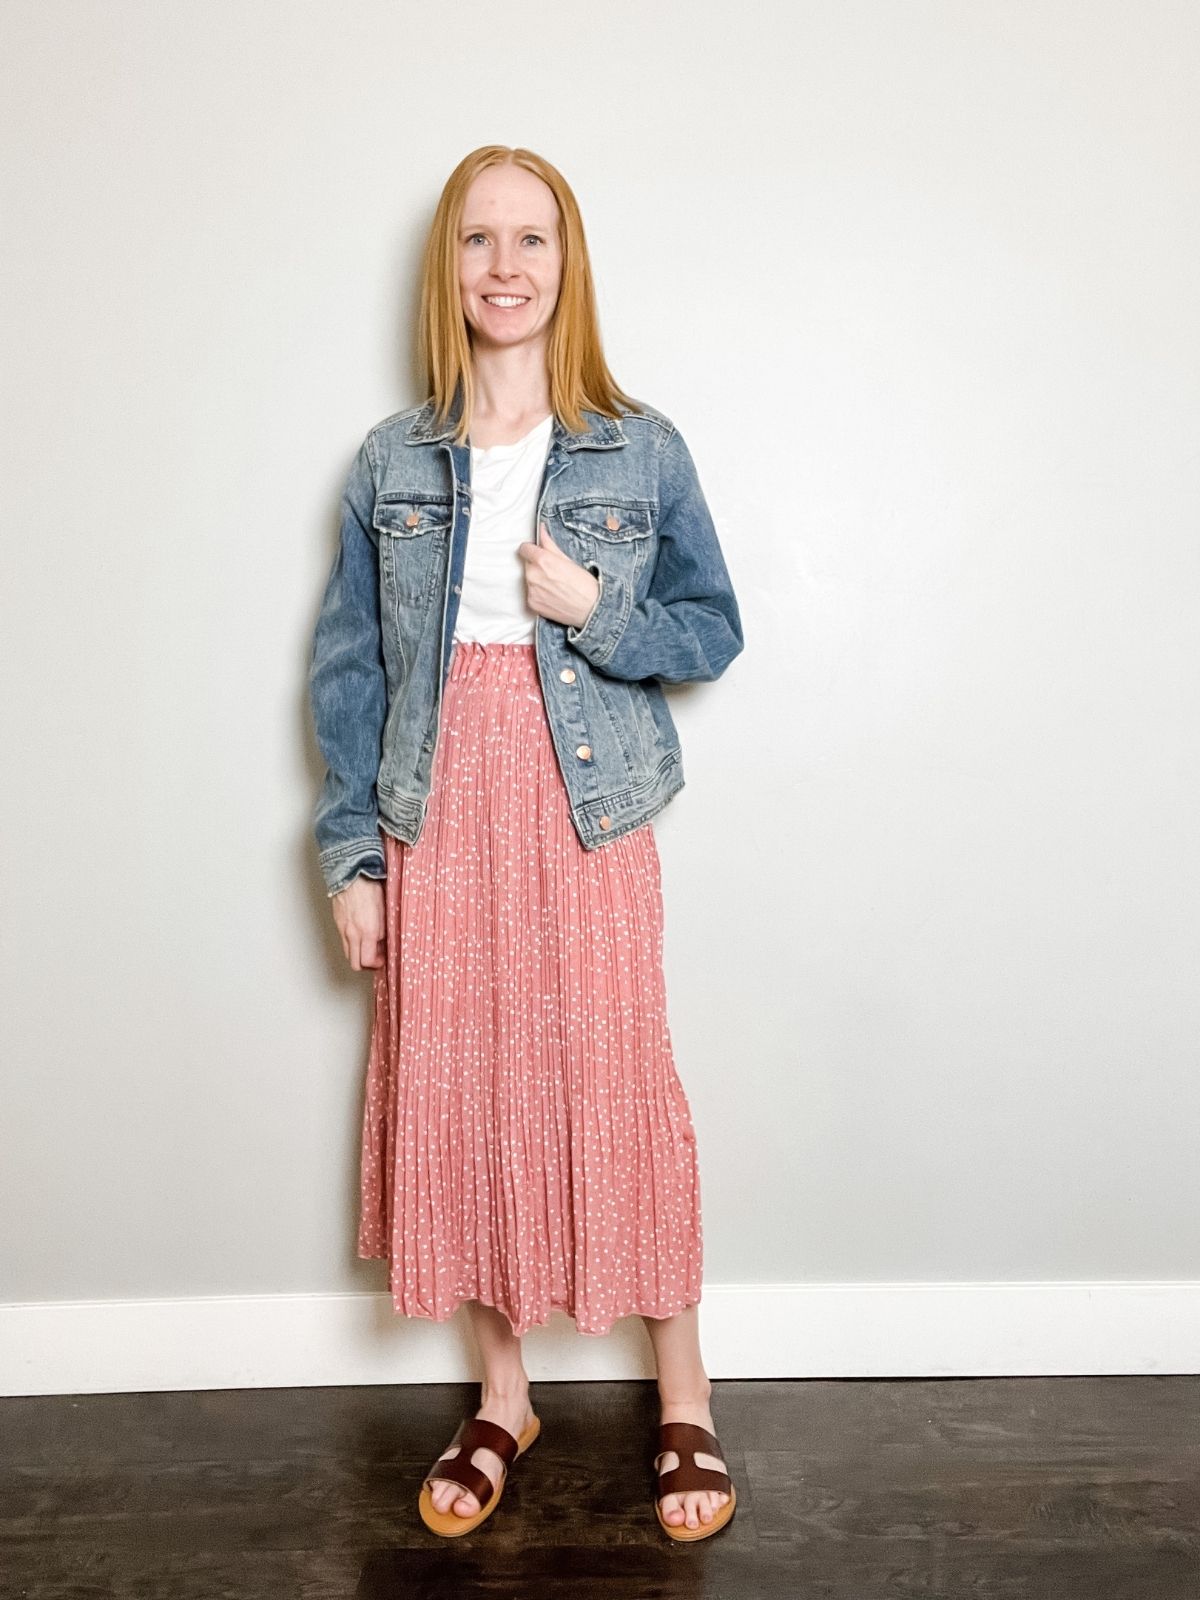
[559,502,653,542]
[373,497,452,537]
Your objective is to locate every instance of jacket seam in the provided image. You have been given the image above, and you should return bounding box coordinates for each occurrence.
[595,571,633,666]
[363,427,380,481]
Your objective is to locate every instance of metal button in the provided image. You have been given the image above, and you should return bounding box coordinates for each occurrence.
[559,667,576,683]
[605,514,620,531]
[575,744,592,761]
[405,512,420,528]
[453,583,462,594]
[599,815,612,830]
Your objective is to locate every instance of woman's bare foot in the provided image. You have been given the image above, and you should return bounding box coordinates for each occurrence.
[426,1388,536,1518]
[657,1393,732,1531]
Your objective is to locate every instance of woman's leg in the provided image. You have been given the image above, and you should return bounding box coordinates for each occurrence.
[426,1301,537,1517]
[641,1303,731,1531]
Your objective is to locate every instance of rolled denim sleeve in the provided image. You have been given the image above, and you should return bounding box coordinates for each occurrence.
[565,423,744,683]
[308,437,388,897]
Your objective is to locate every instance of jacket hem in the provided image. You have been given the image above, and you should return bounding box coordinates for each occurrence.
[572,750,685,848]
[377,753,684,853]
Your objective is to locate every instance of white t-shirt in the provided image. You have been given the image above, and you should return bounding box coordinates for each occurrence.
[453,413,554,644]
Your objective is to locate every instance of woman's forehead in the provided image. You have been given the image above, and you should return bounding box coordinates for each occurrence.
[463,164,558,221]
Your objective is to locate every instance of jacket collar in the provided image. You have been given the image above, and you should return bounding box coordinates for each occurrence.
[404,383,627,451]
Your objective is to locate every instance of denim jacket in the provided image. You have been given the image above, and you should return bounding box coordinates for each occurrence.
[308,389,744,897]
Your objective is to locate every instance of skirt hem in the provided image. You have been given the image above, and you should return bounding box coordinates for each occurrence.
[356,1262,703,1339]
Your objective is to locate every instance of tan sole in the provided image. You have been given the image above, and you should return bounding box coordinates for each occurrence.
[418,1414,541,1537]
[656,1482,737,1541]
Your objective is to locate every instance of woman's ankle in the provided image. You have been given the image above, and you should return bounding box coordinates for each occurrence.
[480,1375,531,1405]
[657,1376,713,1409]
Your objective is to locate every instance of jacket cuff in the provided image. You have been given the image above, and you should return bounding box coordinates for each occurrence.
[565,563,632,668]
[319,836,387,898]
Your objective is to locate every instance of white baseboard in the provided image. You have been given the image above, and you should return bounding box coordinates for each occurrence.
[3,1280,1198,1397]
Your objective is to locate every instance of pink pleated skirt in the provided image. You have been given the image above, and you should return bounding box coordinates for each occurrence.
[357,640,703,1337]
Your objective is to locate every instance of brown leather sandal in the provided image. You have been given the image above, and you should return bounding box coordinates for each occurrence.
[418,1413,541,1537]
[654,1419,737,1541]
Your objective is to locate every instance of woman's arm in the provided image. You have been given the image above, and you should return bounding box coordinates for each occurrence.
[308,437,389,898]
[565,423,744,683]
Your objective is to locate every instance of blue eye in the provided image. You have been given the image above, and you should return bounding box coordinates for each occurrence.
[464,233,544,246]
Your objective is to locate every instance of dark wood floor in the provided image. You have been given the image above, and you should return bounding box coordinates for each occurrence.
[2,1375,1198,1597]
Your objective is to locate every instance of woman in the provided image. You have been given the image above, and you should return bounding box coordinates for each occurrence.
[308,145,744,1542]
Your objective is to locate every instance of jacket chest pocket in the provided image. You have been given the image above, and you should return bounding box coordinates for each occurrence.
[373,497,452,607]
[554,500,655,582]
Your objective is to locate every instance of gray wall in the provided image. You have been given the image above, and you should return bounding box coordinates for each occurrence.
[2,1,1197,1322]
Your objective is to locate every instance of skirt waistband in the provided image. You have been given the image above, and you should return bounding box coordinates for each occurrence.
[448,638,538,683]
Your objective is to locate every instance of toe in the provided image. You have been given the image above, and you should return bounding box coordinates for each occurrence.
[427,1438,506,1520]
[429,1478,479,1517]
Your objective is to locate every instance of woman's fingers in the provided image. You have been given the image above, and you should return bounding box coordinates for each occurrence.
[347,925,384,971]
[332,878,386,970]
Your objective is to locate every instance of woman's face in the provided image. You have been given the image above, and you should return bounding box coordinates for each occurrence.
[458,163,563,354]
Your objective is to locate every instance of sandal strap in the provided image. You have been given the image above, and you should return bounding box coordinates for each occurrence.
[424,1416,520,1509]
[654,1420,732,1498]
[657,1420,723,1460]
[657,1462,732,1498]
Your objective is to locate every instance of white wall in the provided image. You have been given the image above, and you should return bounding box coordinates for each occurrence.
[2,1,1198,1387]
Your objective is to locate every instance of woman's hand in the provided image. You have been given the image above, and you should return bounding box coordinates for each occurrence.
[518,521,601,628]
[331,875,386,971]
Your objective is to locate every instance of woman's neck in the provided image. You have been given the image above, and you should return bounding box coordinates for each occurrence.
[468,344,551,444]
